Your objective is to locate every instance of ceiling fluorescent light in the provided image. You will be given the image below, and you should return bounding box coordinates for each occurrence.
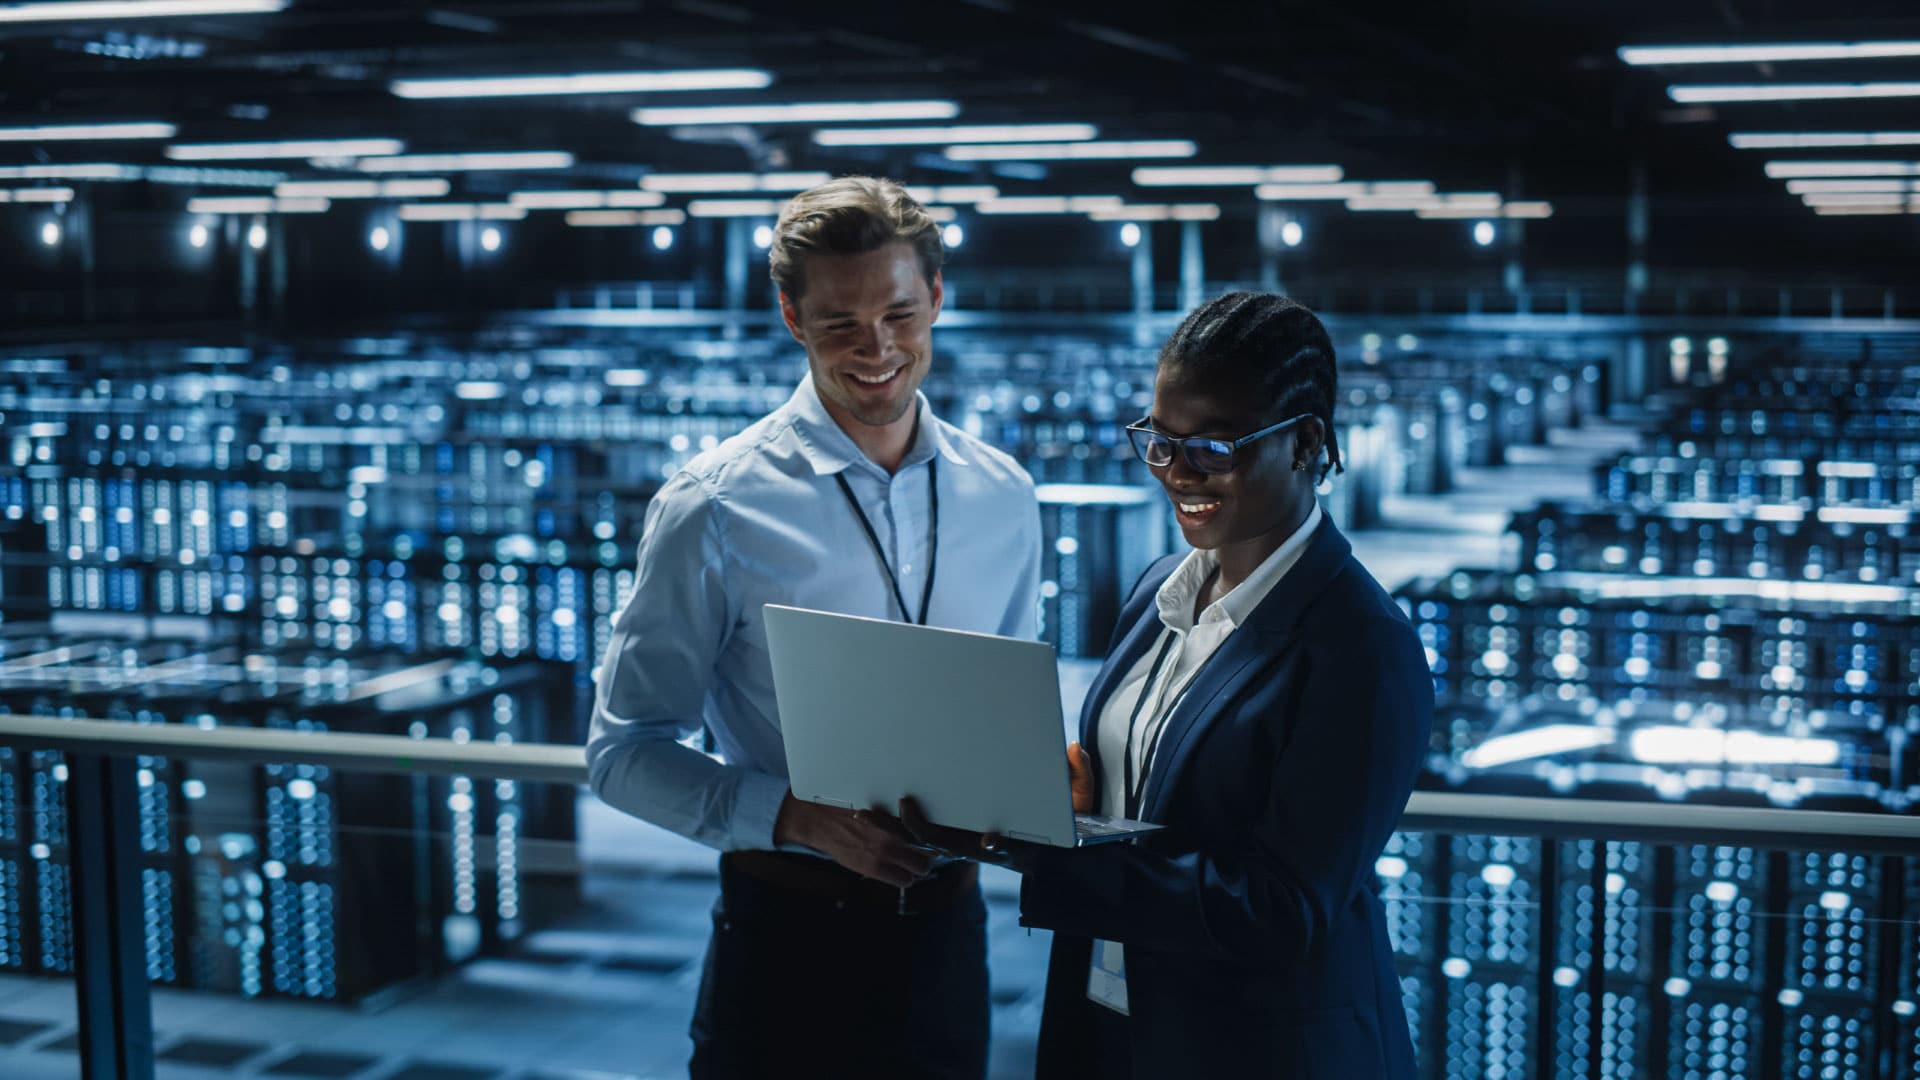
[1814,205,1912,215]
[640,171,829,193]
[902,185,999,203]
[1088,203,1221,221]
[0,164,134,180]
[976,196,1125,214]
[506,190,665,209]
[0,187,75,203]
[1416,201,1552,220]
[686,198,787,217]
[1732,132,1920,149]
[1621,41,1920,65]
[0,1,285,20]
[1786,179,1918,194]
[1432,192,1503,210]
[1255,182,1365,200]
[1800,191,1915,206]
[634,100,958,126]
[1345,196,1433,211]
[944,140,1197,161]
[391,69,773,99]
[397,202,527,221]
[1134,165,1344,186]
[1368,181,1438,196]
[565,209,687,227]
[814,123,1097,146]
[0,121,174,141]
[139,165,285,186]
[353,152,573,172]
[1765,160,1920,178]
[1673,82,1920,103]
[511,191,610,209]
[167,138,403,160]
[186,195,328,214]
[274,179,450,198]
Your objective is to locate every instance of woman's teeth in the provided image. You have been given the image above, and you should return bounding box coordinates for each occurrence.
[849,367,901,385]
[1178,501,1220,514]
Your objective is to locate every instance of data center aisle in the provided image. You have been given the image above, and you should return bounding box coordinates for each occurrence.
[0,418,1642,1080]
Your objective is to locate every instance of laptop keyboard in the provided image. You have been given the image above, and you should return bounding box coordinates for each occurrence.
[1074,814,1138,837]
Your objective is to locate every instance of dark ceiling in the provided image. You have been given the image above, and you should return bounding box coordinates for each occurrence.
[2,0,1919,269]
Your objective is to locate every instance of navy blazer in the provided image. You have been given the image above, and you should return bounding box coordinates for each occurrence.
[1019,515,1432,1079]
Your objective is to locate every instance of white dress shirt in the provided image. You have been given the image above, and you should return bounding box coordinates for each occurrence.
[1094,503,1323,819]
[586,374,1042,852]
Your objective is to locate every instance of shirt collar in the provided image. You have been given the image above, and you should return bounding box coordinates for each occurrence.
[1153,502,1325,632]
[786,372,969,476]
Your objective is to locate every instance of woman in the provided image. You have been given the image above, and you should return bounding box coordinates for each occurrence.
[907,292,1432,1078]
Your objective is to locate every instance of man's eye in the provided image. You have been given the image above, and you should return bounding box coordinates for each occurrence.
[886,311,914,322]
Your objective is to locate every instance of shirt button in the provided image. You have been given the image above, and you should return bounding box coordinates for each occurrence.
[901,564,912,574]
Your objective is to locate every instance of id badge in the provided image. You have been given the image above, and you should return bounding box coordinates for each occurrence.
[1086,938,1129,1015]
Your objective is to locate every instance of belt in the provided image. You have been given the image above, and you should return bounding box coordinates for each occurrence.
[722,850,980,913]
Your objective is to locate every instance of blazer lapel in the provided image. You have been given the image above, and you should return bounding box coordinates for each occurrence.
[1077,560,1181,767]
[1137,516,1357,821]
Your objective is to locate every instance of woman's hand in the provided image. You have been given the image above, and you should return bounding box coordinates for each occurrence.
[1067,741,1095,813]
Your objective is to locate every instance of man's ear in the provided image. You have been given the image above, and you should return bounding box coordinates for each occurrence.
[927,269,945,325]
[778,290,805,344]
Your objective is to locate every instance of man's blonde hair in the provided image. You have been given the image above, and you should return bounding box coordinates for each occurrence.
[769,175,945,299]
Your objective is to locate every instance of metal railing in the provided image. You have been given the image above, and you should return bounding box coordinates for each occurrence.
[5,713,1920,1079]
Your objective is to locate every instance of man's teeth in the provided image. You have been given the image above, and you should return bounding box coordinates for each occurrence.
[1179,501,1220,514]
[849,368,900,385]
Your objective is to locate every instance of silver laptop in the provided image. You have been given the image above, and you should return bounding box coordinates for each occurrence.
[763,604,1162,848]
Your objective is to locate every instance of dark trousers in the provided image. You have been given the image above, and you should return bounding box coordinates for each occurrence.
[688,854,990,1080]
[1035,935,1134,1080]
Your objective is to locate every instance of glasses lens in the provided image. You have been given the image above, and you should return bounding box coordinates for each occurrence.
[1183,439,1236,474]
[1128,427,1173,466]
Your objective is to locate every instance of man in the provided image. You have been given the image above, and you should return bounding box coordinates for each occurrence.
[586,176,1042,1078]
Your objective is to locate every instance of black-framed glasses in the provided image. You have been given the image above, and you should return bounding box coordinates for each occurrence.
[1124,413,1314,475]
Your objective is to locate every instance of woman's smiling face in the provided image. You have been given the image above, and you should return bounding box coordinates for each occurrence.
[1146,363,1323,551]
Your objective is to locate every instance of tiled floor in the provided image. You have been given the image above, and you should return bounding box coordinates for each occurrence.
[0,420,1643,1079]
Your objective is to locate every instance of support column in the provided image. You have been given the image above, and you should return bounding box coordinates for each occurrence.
[1179,219,1204,311]
[235,216,258,317]
[1503,163,1526,301]
[724,217,748,315]
[1257,204,1285,293]
[724,218,749,339]
[1626,160,1649,316]
[72,194,97,322]
[1130,223,1154,320]
[67,754,156,1080]
[268,215,289,319]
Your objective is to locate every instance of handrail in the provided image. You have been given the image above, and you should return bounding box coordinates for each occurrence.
[0,714,584,785]
[4,714,1919,854]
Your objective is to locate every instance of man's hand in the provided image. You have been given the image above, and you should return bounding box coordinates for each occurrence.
[772,791,935,889]
[1067,741,1095,814]
[897,797,1047,874]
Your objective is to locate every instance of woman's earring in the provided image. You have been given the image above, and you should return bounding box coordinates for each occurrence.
[1292,460,1308,472]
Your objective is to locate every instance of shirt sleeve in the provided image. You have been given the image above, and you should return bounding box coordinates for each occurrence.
[997,473,1044,640]
[584,472,791,852]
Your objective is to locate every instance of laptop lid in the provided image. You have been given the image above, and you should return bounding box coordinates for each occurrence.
[763,604,1080,847]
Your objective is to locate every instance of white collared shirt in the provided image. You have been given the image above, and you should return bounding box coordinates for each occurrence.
[587,373,1042,852]
[1094,503,1323,819]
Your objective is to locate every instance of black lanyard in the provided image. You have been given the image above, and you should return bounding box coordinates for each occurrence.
[834,458,938,626]
[1122,629,1206,820]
